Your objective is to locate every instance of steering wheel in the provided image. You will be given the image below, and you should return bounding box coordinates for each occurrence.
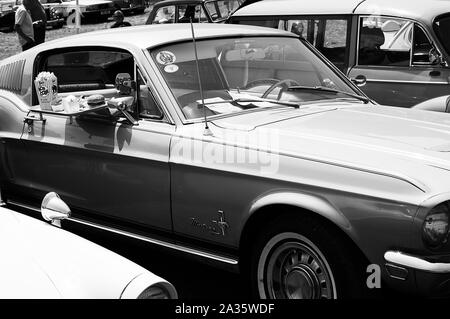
[242,78,281,91]
[261,79,300,100]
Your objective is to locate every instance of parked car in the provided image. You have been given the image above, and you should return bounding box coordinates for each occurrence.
[0,192,177,298]
[41,0,115,22]
[146,0,241,24]
[2,24,450,299]
[2,0,66,30]
[0,0,15,32]
[110,0,146,14]
[230,0,450,107]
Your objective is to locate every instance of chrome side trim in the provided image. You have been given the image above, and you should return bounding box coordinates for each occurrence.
[366,79,448,85]
[8,200,40,212]
[384,251,450,274]
[7,200,239,266]
[68,217,239,265]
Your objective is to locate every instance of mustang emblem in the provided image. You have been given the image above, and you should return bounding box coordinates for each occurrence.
[191,211,229,237]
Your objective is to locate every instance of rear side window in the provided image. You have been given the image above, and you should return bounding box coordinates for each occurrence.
[38,50,134,93]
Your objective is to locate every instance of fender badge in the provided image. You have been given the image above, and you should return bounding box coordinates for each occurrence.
[191,210,229,237]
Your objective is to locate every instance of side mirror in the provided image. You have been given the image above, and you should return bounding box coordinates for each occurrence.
[41,192,71,228]
[413,95,450,113]
[351,75,367,87]
[108,96,138,125]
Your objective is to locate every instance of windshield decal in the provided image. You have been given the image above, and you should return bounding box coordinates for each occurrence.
[156,51,176,65]
[164,64,179,73]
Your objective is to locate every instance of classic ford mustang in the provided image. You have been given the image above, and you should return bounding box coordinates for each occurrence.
[0,192,177,298]
[1,24,450,299]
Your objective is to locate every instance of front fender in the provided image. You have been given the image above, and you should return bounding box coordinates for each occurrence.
[244,190,354,240]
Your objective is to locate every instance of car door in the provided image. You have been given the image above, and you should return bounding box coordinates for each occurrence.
[19,47,174,232]
[348,16,450,107]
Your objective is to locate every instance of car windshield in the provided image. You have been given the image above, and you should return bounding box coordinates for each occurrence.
[150,36,362,120]
[434,15,450,56]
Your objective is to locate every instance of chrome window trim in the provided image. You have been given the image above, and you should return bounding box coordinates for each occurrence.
[365,78,448,85]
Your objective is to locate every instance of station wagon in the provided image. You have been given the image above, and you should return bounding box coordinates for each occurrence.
[230,0,450,107]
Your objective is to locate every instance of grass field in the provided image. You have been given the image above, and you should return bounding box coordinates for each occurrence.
[0,8,151,61]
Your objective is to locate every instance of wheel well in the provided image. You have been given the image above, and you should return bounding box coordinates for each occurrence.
[239,204,369,269]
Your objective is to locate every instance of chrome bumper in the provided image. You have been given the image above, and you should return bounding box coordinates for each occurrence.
[385,251,450,273]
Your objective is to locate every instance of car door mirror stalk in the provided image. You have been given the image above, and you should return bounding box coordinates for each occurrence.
[108,96,139,125]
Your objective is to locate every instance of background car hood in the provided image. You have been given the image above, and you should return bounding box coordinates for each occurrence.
[210,103,450,191]
[0,208,148,298]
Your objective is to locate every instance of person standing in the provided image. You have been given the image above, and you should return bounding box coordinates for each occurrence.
[14,0,35,51]
[110,10,131,28]
[28,0,47,45]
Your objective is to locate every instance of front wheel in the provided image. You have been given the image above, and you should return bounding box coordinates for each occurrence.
[249,216,370,299]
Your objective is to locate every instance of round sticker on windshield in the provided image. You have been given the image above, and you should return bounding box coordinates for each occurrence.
[156,51,176,65]
[164,64,179,73]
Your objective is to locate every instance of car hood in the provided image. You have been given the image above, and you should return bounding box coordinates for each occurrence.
[0,208,147,298]
[210,103,450,191]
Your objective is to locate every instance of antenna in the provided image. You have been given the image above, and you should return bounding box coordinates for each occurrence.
[190,18,213,136]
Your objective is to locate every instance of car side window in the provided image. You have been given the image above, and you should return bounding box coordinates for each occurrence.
[152,5,175,24]
[358,17,411,67]
[36,49,134,100]
[412,24,434,65]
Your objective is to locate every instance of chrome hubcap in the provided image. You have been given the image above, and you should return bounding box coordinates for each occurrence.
[258,233,337,299]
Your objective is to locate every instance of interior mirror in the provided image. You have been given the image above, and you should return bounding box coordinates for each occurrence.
[41,192,71,228]
[225,48,266,61]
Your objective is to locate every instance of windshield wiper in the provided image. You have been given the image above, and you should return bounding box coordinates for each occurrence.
[287,86,371,104]
[201,97,300,109]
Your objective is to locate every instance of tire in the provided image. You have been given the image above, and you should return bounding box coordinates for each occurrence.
[248,214,371,299]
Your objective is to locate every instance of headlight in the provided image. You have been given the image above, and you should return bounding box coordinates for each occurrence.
[138,285,171,299]
[423,202,450,249]
[120,273,178,299]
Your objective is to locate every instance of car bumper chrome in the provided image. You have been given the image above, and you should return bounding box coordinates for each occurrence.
[385,251,450,273]
[385,251,450,297]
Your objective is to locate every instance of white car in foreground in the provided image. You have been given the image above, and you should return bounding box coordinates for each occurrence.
[0,192,178,299]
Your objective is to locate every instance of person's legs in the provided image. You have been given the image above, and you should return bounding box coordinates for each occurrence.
[21,41,35,51]
[33,23,46,45]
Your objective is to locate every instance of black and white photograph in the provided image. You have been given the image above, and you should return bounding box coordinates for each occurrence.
[1,0,450,314]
